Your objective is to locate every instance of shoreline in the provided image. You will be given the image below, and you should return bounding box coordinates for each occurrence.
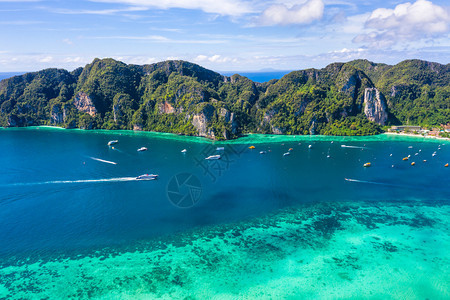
[384,131,450,142]
[1,125,450,144]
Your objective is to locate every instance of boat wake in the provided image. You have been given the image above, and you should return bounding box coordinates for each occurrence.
[89,157,117,165]
[344,178,401,187]
[341,145,368,149]
[3,177,138,187]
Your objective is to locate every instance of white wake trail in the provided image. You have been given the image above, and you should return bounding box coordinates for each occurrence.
[341,145,368,149]
[344,178,400,187]
[4,177,138,187]
[90,157,117,165]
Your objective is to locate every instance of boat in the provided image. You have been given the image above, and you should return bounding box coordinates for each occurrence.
[289,148,293,151]
[249,146,255,149]
[363,162,371,167]
[181,149,187,153]
[136,174,158,180]
[107,140,118,146]
[445,163,449,167]
[216,147,224,151]
[308,145,312,149]
[205,155,221,160]
[283,152,290,156]
[411,162,415,166]
[403,157,409,161]
[260,151,267,154]
[137,147,147,152]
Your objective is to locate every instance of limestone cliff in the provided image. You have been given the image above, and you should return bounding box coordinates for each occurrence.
[158,101,175,114]
[74,92,97,117]
[192,104,216,139]
[364,88,388,125]
[51,105,65,125]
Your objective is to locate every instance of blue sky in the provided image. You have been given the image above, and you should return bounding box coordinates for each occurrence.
[0,0,449,72]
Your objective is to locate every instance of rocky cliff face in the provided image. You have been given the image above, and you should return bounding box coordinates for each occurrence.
[74,92,97,116]
[158,101,175,114]
[51,105,65,125]
[364,88,388,125]
[192,104,216,139]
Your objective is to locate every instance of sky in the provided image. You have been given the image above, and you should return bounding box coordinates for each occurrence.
[0,0,449,72]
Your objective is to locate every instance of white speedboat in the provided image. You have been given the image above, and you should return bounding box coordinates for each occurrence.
[136,174,158,180]
[181,149,187,153]
[260,151,267,154]
[216,147,224,151]
[283,152,290,156]
[205,155,221,160]
[137,147,147,152]
[108,140,118,146]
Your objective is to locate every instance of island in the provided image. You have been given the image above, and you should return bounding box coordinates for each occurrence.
[0,58,448,140]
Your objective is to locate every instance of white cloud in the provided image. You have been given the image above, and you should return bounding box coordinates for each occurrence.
[39,56,53,63]
[194,54,237,64]
[52,6,147,15]
[63,56,84,63]
[112,56,158,65]
[256,0,324,26]
[89,35,225,44]
[62,38,73,45]
[89,0,253,16]
[354,0,450,48]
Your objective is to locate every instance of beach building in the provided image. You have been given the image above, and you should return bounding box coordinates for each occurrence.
[389,125,422,133]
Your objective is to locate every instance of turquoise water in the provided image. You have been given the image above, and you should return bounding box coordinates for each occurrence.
[0,127,449,299]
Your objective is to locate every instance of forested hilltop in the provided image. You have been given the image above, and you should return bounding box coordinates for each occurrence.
[0,58,448,140]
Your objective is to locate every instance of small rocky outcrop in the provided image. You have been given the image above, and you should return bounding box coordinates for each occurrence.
[271,126,284,135]
[74,92,97,117]
[158,101,175,114]
[364,88,388,125]
[113,103,122,123]
[51,105,65,125]
[133,124,143,131]
[7,115,21,127]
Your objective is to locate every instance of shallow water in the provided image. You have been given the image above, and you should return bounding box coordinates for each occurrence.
[0,127,449,299]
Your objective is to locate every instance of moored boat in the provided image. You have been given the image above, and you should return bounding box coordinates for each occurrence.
[205,155,221,160]
[137,147,147,152]
[108,140,118,146]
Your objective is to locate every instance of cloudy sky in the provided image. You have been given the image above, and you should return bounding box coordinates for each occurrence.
[0,0,449,72]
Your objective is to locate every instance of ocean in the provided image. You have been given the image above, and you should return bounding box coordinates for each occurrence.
[0,127,449,299]
[221,71,292,83]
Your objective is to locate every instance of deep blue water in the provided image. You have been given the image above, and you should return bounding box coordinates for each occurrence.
[0,128,449,259]
[0,72,24,81]
[221,71,292,82]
